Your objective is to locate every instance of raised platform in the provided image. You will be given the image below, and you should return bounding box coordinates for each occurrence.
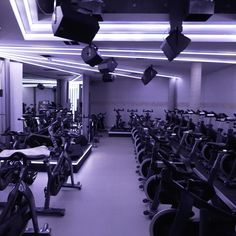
[30,144,92,173]
[108,129,132,137]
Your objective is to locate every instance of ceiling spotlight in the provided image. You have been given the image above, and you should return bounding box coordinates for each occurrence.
[81,44,103,67]
[52,1,100,44]
[161,29,191,62]
[102,73,116,83]
[185,0,215,21]
[98,58,118,74]
[37,83,45,90]
[141,66,157,85]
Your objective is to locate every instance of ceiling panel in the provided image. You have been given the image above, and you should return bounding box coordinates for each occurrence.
[0,0,236,83]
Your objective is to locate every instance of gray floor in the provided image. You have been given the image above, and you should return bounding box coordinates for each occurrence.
[28,135,149,236]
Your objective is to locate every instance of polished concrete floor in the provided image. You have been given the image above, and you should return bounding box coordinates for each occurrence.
[26,135,150,236]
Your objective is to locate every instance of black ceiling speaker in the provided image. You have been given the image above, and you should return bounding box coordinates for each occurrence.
[37,83,45,90]
[52,2,100,44]
[81,44,103,67]
[98,58,118,74]
[141,66,157,85]
[102,73,116,83]
[161,30,191,62]
[185,0,215,21]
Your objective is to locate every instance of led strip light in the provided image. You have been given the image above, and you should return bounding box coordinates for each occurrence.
[9,0,236,42]
[0,52,82,76]
[1,46,236,58]
[0,52,144,80]
[1,51,181,79]
[31,144,93,165]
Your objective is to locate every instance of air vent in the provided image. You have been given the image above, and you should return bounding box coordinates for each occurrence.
[41,54,53,58]
[130,72,140,76]
[64,41,80,45]
[44,68,55,72]
[57,74,71,76]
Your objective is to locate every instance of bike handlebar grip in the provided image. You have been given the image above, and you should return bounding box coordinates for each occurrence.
[114,108,124,112]
[127,109,138,112]
[143,109,153,113]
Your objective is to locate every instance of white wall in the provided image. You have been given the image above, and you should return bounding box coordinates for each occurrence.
[90,76,169,128]
[201,65,236,115]
[176,73,191,109]
[23,87,34,106]
[23,87,55,112]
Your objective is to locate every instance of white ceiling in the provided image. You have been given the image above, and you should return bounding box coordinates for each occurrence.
[0,0,236,83]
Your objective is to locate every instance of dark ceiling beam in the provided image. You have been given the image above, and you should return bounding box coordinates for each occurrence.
[37,0,236,16]
[102,0,236,14]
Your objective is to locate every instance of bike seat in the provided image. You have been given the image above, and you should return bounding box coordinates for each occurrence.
[0,146,50,160]
[191,132,203,138]
[207,142,226,148]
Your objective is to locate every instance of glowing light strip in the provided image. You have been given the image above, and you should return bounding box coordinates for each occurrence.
[71,75,82,82]
[3,49,236,78]
[4,52,176,79]
[4,50,236,78]
[23,84,37,87]
[110,72,141,80]
[0,51,97,72]
[0,49,81,55]
[1,46,236,58]
[23,79,57,84]
[21,0,236,33]
[1,52,146,80]
[31,145,92,165]
[115,68,179,79]
[23,0,33,28]
[0,52,81,76]
[20,32,236,42]
[101,54,236,64]
[23,84,56,88]
[9,0,26,36]
[10,0,236,42]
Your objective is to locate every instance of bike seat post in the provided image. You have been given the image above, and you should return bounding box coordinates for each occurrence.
[208,150,227,185]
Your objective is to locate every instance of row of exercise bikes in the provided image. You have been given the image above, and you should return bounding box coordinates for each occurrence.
[131,109,236,236]
[111,108,154,131]
[0,109,88,235]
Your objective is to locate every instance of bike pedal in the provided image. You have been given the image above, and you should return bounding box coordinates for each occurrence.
[143,199,149,203]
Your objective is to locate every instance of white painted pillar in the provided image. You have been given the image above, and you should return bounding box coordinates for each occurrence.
[0,60,23,133]
[168,78,177,110]
[9,62,23,131]
[82,74,90,139]
[61,80,68,108]
[190,63,202,110]
[0,60,7,136]
[57,79,69,108]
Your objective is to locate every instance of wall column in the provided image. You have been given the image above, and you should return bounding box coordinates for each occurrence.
[56,79,61,107]
[82,75,90,139]
[190,62,202,110]
[0,60,23,133]
[57,79,68,108]
[0,60,7,136]
[61,80,68,108]
[168,78,177,110]
[9,62,23,131]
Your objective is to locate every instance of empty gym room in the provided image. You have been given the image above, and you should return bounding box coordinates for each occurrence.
[0,0,236,235]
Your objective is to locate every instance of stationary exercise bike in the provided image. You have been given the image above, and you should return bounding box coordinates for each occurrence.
[0,149,51,235]
[149,156,236,236]
[36,130,82,217]
[127,109,138,129]
[113,108,126,130]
